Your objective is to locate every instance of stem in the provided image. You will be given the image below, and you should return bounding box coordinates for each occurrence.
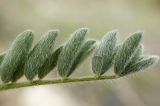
[0,75,119,91]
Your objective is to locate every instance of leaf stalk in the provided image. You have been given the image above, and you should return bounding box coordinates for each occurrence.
[0,75,118,91]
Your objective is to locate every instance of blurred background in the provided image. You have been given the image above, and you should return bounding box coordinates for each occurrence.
[0,0,160,106]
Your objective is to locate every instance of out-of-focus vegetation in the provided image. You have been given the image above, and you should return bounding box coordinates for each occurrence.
[0,0,160,106]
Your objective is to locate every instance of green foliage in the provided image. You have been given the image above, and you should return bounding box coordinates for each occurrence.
[57,28,89,78]
[38,46,63,79]
[70,39,96,73]
[92,30,117,76]
[0,30,34,83]
[124,44,144,70]
[121,55,159,76]
[24,30,58,80]
[114,31,143,75]
[0,28,159,85]
[0,53,5,65]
